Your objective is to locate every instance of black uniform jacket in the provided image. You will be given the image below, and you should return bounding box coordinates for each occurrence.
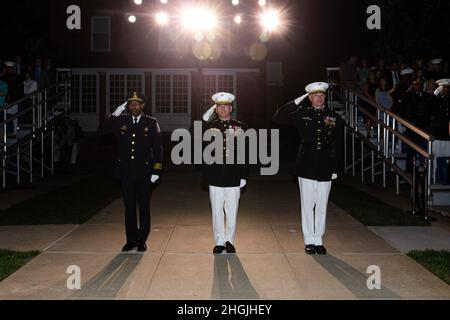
[431,94,450,141]
[97,114,163,181]
[273,100,344,181]
[202,118,250,187]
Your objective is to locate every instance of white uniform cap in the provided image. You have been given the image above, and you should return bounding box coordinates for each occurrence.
[4,61,15,67]
[436,79,450,87]
[305,82,329,94]
[431,58,443,65]
[400,68,414,76]
[212,92,235,105]
[202,92,235,121]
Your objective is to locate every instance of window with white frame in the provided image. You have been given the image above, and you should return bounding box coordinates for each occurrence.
[71,74,98,114]
[154,73,190,114]
[91,16,111,52]
[81,75,97,113]
[201,74,235,112]
[108,73,144,112]
[71,74,80,111]
[173,75,189,114]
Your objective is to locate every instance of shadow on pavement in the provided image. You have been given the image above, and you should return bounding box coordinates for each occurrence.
[313,254,399,299]
[212,254,260,299]
[70,253,143,299]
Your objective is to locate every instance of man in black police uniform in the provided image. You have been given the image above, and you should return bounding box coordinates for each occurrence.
[273,82,344,255]
[97,92,162,252]
[202,92,249,254]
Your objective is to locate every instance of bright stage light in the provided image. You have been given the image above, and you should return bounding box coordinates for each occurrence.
[155,12,169,25]
[182,8,217,32]
[260,10,280,32]
[160,0,168,4]
[128,15,137,23]
[258,0,266,7]
[232,0,239,5]
[234,15,242,25]
[134,0,142,5]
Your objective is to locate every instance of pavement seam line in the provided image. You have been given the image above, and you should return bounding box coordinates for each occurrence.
[268,222,306,293]
[42,225,81,252]
[141,223,177,299]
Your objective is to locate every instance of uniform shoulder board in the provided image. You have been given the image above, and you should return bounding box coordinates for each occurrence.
[145,116,161,133]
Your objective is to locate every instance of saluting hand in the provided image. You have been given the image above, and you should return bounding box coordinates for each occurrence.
[240,179,247,188]
[294,93,310,106]
[151,175,160,183]
[112,101,127,117]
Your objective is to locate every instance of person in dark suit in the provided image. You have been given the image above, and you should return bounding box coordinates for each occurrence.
[97,92,163,252]
[202,92,249,254]
[273,82,344,255]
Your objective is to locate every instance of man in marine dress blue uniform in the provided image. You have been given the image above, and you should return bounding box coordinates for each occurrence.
[97,92,162,252]
[273,82,344,255]
[202,92,249,254]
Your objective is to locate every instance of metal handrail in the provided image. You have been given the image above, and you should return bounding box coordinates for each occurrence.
[326,66,436,219]
[0,81,62,113]
[0,91,66,126]
[1,80,71,189]
[350,88,434,141]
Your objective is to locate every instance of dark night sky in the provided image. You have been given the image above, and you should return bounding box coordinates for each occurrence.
[1,0,448,93]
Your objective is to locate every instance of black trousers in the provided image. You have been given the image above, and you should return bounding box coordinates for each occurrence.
[121,177,152,244]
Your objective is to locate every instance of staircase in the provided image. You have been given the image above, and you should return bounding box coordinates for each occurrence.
[1,81,71,190]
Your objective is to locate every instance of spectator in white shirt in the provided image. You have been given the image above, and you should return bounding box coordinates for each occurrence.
[20,72,38,127]
[375,78,393,110]
[23,72,38,95]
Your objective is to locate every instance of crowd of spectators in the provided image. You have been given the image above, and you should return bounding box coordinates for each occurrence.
[339,56,450,181]
[0,55,56,135]
[339,56,449,141]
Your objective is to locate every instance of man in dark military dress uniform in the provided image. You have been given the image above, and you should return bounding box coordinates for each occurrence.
[431,79,450,141]
[202,92,249,254]
[97,92,162,252]
[431,79,450,184]
[273,82,344,255]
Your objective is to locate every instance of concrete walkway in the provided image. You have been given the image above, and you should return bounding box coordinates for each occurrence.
[0,173,449,300]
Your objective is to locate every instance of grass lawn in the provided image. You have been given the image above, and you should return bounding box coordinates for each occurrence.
[0,250,40,282]
[330,181,430,226]
[408,250,450,285]
[0,174,120,225]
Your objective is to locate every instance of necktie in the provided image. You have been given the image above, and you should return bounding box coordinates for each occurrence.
[133,118,138,125]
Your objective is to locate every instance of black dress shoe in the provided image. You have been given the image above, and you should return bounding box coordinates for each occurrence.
[213,245,226,254]
[122,242,137,252]
[137,242,147,252]
[225,241,236,253]
[314,245,327,255]
[305,244,316,255]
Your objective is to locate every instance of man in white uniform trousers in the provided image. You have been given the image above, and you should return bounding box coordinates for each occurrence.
[202,92,249,254]
[273,82,344,255]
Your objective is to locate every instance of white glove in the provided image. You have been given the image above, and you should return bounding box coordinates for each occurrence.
[240,179,247,188]
[112,101,127,117]
[294,93,310,106]
[150,175,159,183]
[434,86,443,96]
[332,173,338,180]
[202,105,217,121]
